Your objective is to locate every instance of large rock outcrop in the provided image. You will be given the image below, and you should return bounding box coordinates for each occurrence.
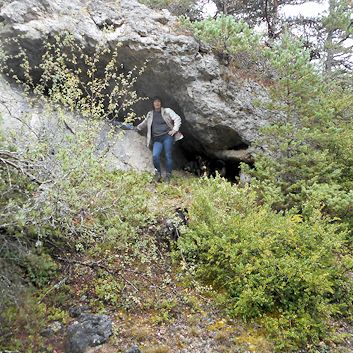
[0,75,163,173]
[0,0,281,164]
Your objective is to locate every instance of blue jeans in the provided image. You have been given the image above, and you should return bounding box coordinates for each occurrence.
[152,134,174,174]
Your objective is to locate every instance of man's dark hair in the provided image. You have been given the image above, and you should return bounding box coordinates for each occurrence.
[151,96,163,110]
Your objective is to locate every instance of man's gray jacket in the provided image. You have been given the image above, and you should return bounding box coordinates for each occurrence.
[136,107,184,148]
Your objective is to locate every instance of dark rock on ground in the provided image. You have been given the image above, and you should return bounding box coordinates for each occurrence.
[68,305,91,318]
[41,321,64,337]
[154,207,188,251]
[126,345,142,353]
[65,313,112,353]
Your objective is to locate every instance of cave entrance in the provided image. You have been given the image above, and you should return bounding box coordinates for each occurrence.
[180,149,250,182]
[111,97,253,181]
[111,59,252,181]
[125,99,252,182]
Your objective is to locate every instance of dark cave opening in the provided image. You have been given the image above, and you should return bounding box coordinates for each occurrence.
[180,150,247,182]
[116,110,252,182]
[111,68,253,182]
[114,107,250,181]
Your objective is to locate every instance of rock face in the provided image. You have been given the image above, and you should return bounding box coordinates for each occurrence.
[0,0,281,163]
[0,75,158,172]
[65,314,112,353]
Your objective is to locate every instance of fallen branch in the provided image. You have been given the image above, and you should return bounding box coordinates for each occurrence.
[0,150,42,184]
[37,276,68,304]
[56,256,139,292]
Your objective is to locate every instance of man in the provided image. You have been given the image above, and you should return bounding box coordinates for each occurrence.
[136,96,183,182]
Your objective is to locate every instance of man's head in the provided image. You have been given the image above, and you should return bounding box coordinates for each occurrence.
[152,96,162,111]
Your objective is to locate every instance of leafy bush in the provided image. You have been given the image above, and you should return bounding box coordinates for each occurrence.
[4,31,146,121]
[2,125,155,248]
[0,31,155,346]
[22,252,58,288]
[94,274,123,306]
[1,30,153,249]
[176,177,353,351]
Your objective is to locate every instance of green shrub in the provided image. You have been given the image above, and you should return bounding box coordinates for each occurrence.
[1,30,153,249]
[240,34,353,237]
[179,14,262,59]
[23,252,58,288]
[176,177,353,351]
[5,31,146,121]
[178,14,274,80]
[94,274,123,306]
[0,31,156,342]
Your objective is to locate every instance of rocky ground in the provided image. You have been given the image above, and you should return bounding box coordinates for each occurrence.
[39,264,272,353]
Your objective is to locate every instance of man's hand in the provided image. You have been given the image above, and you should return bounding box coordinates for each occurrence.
[168,129,177,136]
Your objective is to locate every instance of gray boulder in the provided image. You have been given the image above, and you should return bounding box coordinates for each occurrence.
[65,313,112,353]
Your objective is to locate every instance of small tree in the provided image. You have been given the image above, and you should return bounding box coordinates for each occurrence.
[241,33,353,234]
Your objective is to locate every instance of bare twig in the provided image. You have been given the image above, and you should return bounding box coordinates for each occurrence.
[37,276,68,304]
[0,150,42,184]
[56,256,139,292]
[0,99,41,139]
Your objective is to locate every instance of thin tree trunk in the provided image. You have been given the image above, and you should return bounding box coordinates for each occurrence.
[324,30,334,73]
[324,0,336,74]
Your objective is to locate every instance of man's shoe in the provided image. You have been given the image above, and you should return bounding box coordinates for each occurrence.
[164,173,172,183]
[154,171,162,183]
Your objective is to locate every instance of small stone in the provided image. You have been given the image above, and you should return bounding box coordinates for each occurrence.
[126,345,142,353]
[68,305,90,318]
[41,321,64,337]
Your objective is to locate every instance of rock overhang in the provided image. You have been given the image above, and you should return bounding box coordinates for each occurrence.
[0,0,282,165]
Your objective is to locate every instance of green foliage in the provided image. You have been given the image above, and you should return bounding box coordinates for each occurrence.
[1,120,154,250]
[1,15,352,353]
[177,177,353,351]
[0,31,157,350]
[322,0,353,75]
[150,298,178,324]
[180,14,262,59]
[241,33,353,236]
[0,293,48,352]
[23,252,58,288]
[263,34,322,116]
[93,274,123,306]
[6,31,146,121]
[1,30,153,249]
